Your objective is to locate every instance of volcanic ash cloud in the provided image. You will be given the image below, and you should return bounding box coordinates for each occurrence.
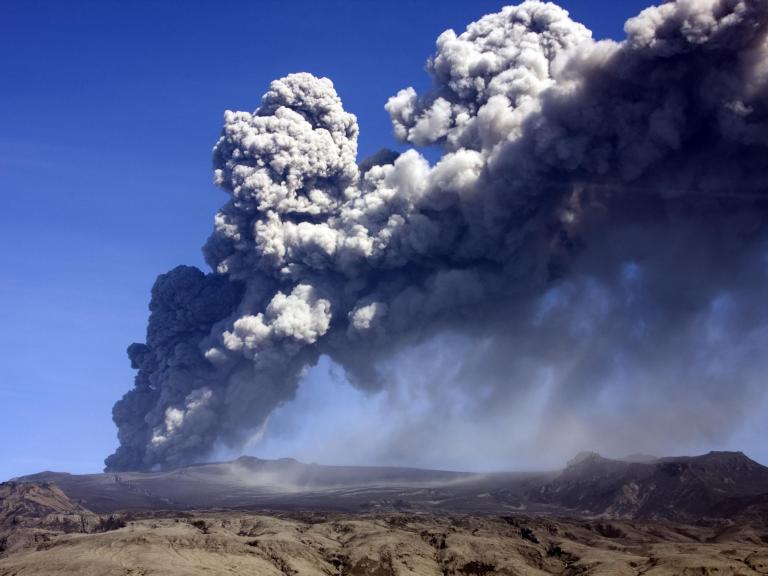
[106,0,768,471]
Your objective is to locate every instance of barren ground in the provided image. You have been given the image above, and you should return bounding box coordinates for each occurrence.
[2,511,768,575]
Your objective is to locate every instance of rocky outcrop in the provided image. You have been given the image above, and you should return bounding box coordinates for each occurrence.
[0,482,96,529]
[536,451,768,520]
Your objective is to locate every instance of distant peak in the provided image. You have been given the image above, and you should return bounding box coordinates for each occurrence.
[705,450,746,457]
[234,455,266,464]
[696,450,759,467]
[233,455,302,468]
[566,451,604,468]
[662,451,756,466]
[9,470,71,482]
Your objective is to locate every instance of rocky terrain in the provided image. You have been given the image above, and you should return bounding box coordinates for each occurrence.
[2,451,767,574]
[0,482,105,559]
[535,451,768,520]
[2,506,768,575]
[0,482,93,527]
[12,451,768,521]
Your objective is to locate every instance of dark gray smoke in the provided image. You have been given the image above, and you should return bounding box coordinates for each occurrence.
[106,0,768,471]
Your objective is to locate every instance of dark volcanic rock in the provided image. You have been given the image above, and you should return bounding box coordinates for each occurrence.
[536,451,768,520]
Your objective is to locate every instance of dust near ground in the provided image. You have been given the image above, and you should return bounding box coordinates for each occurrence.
[2,510,768,576]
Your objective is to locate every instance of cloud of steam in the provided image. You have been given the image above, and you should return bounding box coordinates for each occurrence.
[106,0,768,471]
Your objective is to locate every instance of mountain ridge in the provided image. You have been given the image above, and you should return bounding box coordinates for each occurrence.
[536,450,768,520]
[10,450,768,521]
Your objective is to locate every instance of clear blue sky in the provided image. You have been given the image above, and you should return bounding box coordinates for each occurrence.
[9,0,762,481]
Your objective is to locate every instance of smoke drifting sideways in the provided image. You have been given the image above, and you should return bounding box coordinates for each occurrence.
[106,0,768,472]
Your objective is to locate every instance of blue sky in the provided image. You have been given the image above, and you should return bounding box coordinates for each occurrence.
[8,0,762,481]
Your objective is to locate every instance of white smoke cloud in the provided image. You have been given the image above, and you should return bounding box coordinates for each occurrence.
[107,0,768,471]
[386,1,592,151]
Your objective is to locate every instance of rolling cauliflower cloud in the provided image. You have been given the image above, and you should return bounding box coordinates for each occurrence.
[106,0,768,471]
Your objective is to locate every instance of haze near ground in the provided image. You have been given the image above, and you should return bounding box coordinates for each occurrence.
[3,451,768,575]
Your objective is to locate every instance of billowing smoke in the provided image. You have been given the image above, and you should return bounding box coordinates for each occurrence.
[106,0,768,471]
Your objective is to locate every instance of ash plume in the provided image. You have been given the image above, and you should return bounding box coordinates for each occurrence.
[107,0,768,471]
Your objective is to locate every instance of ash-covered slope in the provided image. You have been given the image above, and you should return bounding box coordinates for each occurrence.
[536,451,768,520]
[13,451,768,520]
[13,457,539,514]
